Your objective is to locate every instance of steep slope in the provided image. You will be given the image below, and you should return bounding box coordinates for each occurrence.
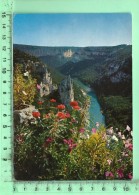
[13,48,64,85]
[13,48,87,108]
[13,44,132,129]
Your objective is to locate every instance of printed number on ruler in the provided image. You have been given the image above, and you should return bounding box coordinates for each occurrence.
[1,11,13,182]
[12,181,139,193]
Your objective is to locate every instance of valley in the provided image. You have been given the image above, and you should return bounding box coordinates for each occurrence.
[14,44,132,129]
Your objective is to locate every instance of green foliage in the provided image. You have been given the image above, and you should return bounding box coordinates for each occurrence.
[100,96,132,129]
[63,131,110,180]
[13,64,37,109]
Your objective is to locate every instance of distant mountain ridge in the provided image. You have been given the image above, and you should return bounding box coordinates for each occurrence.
[14,44,131,67]
[14,43,132,94]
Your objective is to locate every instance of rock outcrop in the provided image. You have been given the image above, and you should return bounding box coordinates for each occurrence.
[39,68,57,97]
[58,75,74,106]
[14,105,36,128]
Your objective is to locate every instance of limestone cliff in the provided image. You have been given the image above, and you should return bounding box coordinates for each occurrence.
[39,68,57,97]
[58,75,74,106]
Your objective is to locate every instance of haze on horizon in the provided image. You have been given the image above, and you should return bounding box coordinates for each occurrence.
[13,13,132,47]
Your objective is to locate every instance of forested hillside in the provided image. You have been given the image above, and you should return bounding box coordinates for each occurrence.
[14,44,132,129]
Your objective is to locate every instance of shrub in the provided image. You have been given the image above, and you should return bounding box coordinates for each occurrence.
[13,64,37,109]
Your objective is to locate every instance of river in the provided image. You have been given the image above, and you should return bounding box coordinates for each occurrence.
[74,79,105,127]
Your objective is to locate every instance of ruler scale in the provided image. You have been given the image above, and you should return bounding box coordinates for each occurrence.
[0,0,139,194]
[0,0,13,186]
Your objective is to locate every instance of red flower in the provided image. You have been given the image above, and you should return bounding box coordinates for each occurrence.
[50,99,56,102]
[73,105,81,110]
[32,111,40,118]
[65,112,71,118]
[70,101,78,107]
[38,101,43,105]
[57,112,66,119]
[57,104,65,110]
[117,169,124,178]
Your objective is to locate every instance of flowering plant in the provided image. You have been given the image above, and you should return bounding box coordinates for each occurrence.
[14,97,132,180]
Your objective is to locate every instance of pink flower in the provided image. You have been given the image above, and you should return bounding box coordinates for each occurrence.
[92,128,96,133]
[63,139,69,144]
[79,128,85,133]
[65,112,71,118]
[107,159,112,165]
[102,133,107,140]
[46,137,53,143]
[63,139,77,152]
[96,122,99,127]
[124,140,132,150]
[128,144,133,151]
[118,132,122,137]
[37,84,41,90]
[128,173,133,179]
[117,169,124,178]
[122,152,128,157]
[105,171,114,178]
[126,125,131,131]
[68,144,77,152]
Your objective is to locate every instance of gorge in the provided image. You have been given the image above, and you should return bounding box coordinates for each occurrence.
[13,44,132,129]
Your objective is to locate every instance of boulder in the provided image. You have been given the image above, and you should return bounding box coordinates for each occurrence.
[14,105,36,128]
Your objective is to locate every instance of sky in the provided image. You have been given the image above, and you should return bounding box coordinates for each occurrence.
[13,13,132,47]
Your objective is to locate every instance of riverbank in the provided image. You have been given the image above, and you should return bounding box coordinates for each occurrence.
[74,79,105,127]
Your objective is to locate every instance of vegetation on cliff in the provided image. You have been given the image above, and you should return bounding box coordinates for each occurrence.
[13,48,132,180]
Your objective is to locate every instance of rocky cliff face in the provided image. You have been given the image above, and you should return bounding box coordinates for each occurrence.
[93,56,132,96]
[39,68,57,97]
[58,75,74,106]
